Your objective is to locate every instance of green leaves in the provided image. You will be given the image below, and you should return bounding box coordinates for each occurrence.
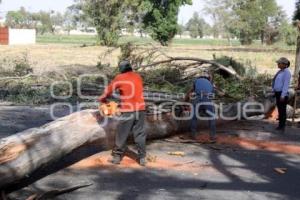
[294,0,300,21]
[186,12,210,38]
[142,0,192,46]
[74,0,192,46]
[80,0,125,46]
[205,0,285,45]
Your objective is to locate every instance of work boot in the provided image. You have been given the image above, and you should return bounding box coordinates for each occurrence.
[208,136,217,144]
[275,126,285,134]
[139,157,147,167]
[110,155,122,165]
[190,131,198,140]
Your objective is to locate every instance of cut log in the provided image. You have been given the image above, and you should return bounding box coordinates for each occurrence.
[0,109,202,189]
[0,96,279,189]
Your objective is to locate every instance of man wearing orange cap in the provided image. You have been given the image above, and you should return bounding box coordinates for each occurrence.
[99,61,147,166]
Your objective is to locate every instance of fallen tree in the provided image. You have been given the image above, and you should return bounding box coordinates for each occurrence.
[0,44,297,190]
[0,109,212,189]
[139,56,243,80]
[0,92,283,190]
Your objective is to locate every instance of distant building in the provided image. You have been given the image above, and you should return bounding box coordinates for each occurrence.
[69,27,97,36]
[0,27,36,45]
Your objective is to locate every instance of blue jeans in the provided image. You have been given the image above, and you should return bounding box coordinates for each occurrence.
[191,97,216,139]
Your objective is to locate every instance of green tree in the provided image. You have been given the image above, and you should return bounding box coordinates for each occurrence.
[205,0,283,45]
[77,0,126,46]
[35,11,54,34]
[258,0,278,44]
[177,23,185,38]
[231,0,265,45]
[51,12,64,27]
[186,12,209,38]
[204,0,234,40]
[264,7,288,45]
[5,7,34,28]
[74,0,191,46]
[294,0,300,79]
[279,22,297,46]
[294,0,300,21]
[63,6,79,35]
[143,0,192,46]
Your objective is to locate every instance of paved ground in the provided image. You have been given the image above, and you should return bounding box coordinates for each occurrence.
[1,105,300,200]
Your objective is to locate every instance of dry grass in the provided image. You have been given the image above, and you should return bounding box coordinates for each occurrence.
[0,43,296,75]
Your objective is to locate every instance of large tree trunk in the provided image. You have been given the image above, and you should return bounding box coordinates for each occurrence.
[295,34,300,81]
[0,109,209,189]
[0,95,280,189]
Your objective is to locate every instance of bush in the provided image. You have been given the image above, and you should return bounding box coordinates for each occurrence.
[13,53,33,76]
[0,53,33,77]
[279,23,297,46]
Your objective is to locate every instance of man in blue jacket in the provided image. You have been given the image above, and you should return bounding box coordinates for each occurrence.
[186,72,216,142]
[272,57,292,133]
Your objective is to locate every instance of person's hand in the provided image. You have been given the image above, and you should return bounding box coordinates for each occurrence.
[98,97,107,103]
[184,93,191,102]
[184,96,190,102]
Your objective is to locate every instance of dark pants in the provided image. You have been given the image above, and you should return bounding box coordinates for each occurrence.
[275,92,288,129]
[112,111,146,158]
[191,97,216,139]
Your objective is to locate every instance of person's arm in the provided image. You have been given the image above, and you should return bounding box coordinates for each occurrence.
[213,84,225,96]
[281,70,291,99]
[98,77,118,103]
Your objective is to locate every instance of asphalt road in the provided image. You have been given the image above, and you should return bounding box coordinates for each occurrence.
[1,105,300,200]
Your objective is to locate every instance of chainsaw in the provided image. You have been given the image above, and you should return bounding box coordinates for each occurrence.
[99,101,120,117]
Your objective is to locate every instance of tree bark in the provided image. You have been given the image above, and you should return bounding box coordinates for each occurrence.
[139,57,242,80]
[0,95,279,189]
[295,35,300,81]
[0,110,199,189]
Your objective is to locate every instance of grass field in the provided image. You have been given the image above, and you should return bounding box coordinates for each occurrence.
[0,34,296,77]
[37,34,243,46]
[37,34,296,50]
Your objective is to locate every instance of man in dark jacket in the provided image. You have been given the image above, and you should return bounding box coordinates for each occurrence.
[99,61,147,166]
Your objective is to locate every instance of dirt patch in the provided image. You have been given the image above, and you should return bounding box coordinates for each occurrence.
[69,153,215,174]
[196,134,300,155]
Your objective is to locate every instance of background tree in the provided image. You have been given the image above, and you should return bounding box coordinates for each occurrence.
[264,7,288,45]
[74,0,191,46]
[204,0,284,45]
[258,0,279,44]
[279,22,297,46]
[143,0,192,46]
[63,6,79,35]
[5,7,34,29]
[36,11,54,34]
[186,12,209,38]
[204,0,234,40]
[78,0,125,46]
[231,0,265,45]
[51,12,64,28]
[294,0,300,79]
[177,23,185,38]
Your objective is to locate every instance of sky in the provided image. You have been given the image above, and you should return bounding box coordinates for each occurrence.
[0,0,297,24]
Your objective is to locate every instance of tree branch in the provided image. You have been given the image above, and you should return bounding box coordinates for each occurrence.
[140,57,242,80]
